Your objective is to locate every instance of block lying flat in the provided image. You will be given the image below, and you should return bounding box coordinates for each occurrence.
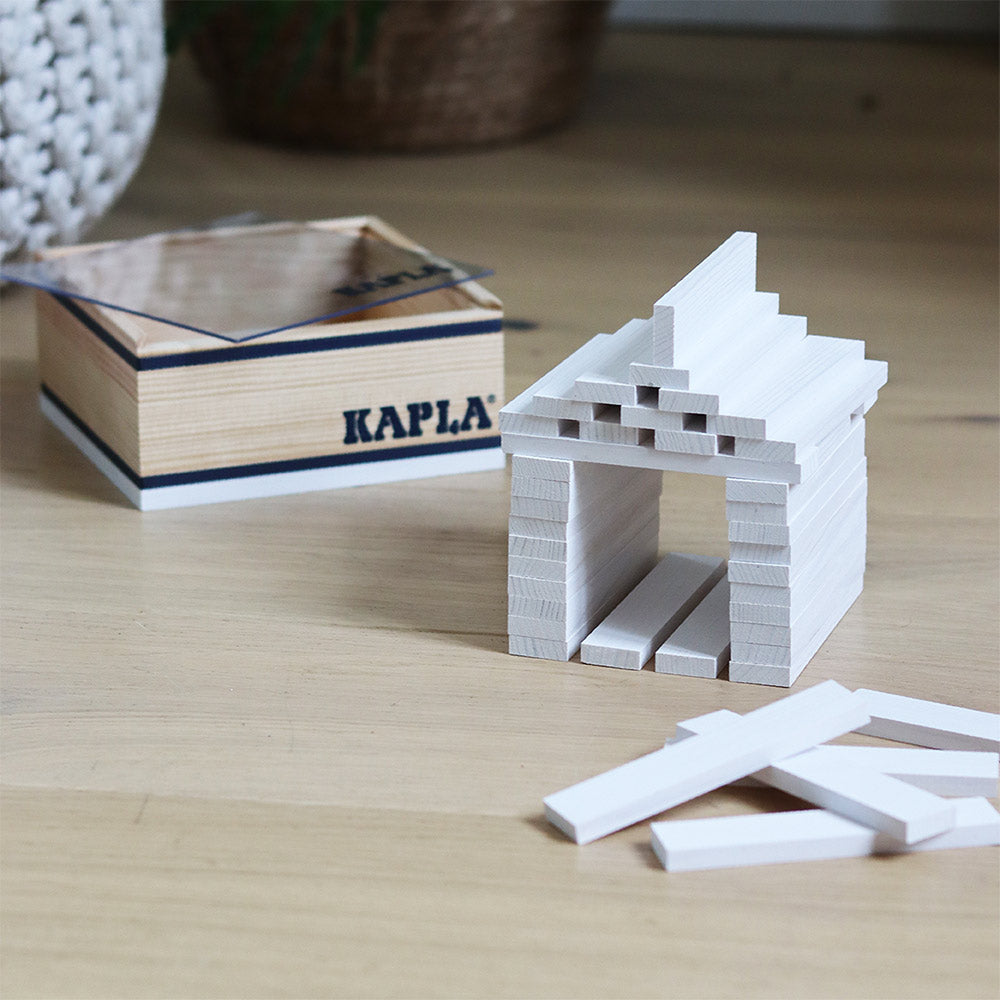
[581,552,726,670]
[760,753,956,844]
[804,746,1000,798]
[654,576,732,677]
[855,689,1000,751]
[672,708,999,798]
[543,680,869,844]
[650,797,1000,872]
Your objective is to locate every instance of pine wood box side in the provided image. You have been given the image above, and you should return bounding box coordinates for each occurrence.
[35,217,505,508]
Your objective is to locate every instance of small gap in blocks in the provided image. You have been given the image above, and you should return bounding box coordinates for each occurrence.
[594,403,622,424]
[636,385,659,407]
[638,428,655,448]
[716,435,735,456]
[683,412,707,433]
[558,419,580,439]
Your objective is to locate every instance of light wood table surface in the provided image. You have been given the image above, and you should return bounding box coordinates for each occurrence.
[2,28,997,1000]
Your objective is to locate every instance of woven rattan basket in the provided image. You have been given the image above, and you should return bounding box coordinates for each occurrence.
[187,0,610,151]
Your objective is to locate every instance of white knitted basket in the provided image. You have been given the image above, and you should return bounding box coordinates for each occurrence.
[0,0,165,261]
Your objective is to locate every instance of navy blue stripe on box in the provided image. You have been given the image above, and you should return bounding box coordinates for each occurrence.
[41,384,501,491]
[53,295,502,372]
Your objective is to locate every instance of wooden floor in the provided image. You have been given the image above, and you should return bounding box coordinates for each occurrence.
[2,28,997,999]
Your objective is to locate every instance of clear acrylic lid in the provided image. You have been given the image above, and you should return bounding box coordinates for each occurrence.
[0,221,493,343]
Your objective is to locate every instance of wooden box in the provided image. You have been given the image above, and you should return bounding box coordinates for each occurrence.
[35,217,504,509]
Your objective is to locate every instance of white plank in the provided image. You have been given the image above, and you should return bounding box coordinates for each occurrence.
[855,689,1000,752]
[712,336,866,438]
[805,746,1000,798]
[499,431,802,484]
[510,476,571,501]
[581,553,726,670]
[672,709,998,799]
[580,419,643,446]
[654,428,721,456]
[654,576,732,677]
[652,232,758,368]
[650,797,1000,872]
[760,753,956,844]
[510,454,573,482]
[543,679,870,844]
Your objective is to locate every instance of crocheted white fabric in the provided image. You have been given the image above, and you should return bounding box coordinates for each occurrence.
[0,0,165,260]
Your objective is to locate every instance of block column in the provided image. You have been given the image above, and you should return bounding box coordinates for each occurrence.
[507,456,662,660]
[725,418,869,686]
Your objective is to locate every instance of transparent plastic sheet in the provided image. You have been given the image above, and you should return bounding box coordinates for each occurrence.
[0,222,492,342]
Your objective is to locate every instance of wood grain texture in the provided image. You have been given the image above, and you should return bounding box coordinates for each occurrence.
[1,29,997,999]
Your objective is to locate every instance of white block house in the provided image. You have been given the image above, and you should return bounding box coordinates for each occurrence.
[500,233,887,686]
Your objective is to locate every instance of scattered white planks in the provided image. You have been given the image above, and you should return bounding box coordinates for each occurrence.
[543,680,868,844]
[542,685,1000,873]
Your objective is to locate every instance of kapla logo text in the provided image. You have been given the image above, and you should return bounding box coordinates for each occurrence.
[343,396,493,445]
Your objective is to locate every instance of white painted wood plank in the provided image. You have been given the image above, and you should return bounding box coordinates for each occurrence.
[855,689,1000,752]
[654,576,732,677]
[652,232,758,368]
[713,336,866,438]
[672,712,999,796]
[805,746,1000,798]
[510,455,572,482]
[760,753,956,843]
[543,679,869,843]
[500,431,802,483]
[581,552,726,670]
[650,797,1000,872]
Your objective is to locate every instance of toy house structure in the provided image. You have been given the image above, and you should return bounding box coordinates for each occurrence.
[499,233,887,687]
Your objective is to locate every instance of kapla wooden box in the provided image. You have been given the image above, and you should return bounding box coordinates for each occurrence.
[33,217,504,509]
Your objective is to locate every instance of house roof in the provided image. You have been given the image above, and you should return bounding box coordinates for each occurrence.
[500,232,887,485]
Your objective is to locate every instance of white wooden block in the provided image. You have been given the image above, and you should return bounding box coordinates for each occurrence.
[654,428,720,456]
[657,389,720,416]
[508,515,571,542]
[760,753,956,844]
[510,476,571,502]
[500,431,802,484]
[543,679,870,843]
[650,797,1000,872]
[580,418,643,446]
[761,358,888,447]
[681,307,804,402]
[671,708,741,741]
[671,712,999,797]
[854,689,1000,752]
[581,553,726,670]
[628,361,689,390]
[652,232,758,368]
[620,406,686,432]
[509,634,578,660]
[714,336,866,438]
[508,534,570,562]
[805,746,1000,798]
[510,455,572,482]
[654,576,732,677]
[530,395,598,421]
[497,411,560,437]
